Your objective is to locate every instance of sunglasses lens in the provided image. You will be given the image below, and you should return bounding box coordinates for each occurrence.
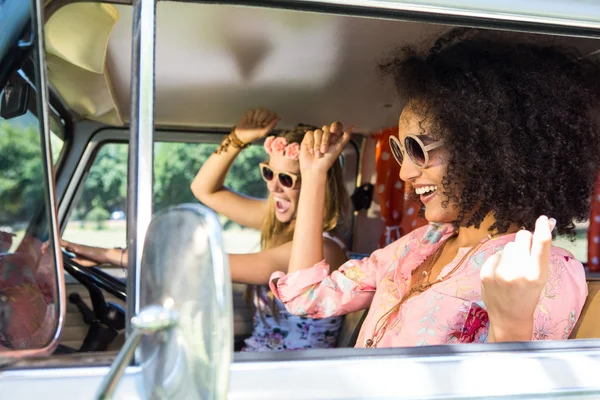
[262,166,274,181]
[278,173,294,188]
[405,137,426,167]
[389,137,404,165]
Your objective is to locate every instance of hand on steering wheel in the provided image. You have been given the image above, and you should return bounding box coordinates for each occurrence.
[61,249,126,302]
[58,239,105,267]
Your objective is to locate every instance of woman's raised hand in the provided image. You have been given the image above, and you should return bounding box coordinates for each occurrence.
[234,108,280,144]
[300,122,352,174]
[480,215,556,342]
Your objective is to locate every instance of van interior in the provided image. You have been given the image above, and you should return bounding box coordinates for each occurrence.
[4,1,600,356]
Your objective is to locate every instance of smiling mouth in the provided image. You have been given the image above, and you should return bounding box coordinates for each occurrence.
[415,185,438,203]
[415,185,438,196]
[274,197,291,213]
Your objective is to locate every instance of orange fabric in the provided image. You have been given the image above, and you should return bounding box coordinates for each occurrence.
[588,175,600,271]
[374,127,427,247]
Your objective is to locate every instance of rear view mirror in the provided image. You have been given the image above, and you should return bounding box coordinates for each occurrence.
[0,84,29,119]
[98,204,233,399]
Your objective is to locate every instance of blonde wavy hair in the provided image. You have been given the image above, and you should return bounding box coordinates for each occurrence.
[249,124,349,324]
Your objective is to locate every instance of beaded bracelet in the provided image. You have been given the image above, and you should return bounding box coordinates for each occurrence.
[214,127,249,154]
[229,127,249,149]
[117,247,125,271]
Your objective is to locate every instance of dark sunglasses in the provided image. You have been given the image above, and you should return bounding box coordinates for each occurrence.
[259,163,300,188]
[389,134,444,168]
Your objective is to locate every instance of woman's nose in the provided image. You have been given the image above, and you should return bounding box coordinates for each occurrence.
[399,157,420,182]
[266,177,281,192]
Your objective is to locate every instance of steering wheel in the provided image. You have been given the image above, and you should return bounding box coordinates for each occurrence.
[62,250,127,351]
[62,250,126,301]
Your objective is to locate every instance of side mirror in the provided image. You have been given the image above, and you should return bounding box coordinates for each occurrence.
[98,204,233,399]
[0,84,29,119]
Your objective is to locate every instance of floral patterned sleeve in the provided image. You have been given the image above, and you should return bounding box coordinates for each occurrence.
[532,250,588,340]
[269,228,424,319]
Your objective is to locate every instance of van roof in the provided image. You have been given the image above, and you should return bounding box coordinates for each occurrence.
[45,1,600,133]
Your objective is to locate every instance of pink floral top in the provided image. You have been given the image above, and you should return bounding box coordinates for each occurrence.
[270,224,588,348]
[242,233,348,352]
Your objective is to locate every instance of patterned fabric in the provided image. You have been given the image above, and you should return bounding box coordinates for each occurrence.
[242,285,343,351]
[270,223,588,348]
[242,233,347,352]
[588,174,600,271]
[373,128,427,247]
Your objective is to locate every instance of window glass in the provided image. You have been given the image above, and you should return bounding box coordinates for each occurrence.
[0,86,60,351]
[0,109,48,250]
[63,143,128,249]
[63,140,267,255]
[50,130,64,165]
[554,222,588,264]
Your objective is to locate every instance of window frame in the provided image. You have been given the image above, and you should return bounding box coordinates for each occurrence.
[5,1,600,397]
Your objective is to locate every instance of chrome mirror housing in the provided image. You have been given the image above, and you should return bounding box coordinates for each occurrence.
[98,204,233,399]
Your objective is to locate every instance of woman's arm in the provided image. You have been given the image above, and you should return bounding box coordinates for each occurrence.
[59,239,125,267]
[230,238,346,285]
[190,109,279,230]
[61,234,348,283]
[288,123,352,274]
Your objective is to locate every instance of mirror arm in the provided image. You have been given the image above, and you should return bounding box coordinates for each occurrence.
[96,305,178,400]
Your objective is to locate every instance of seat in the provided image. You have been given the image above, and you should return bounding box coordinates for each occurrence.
[337,309,368,347]
[569,275,600,339]
[336,252,371,348]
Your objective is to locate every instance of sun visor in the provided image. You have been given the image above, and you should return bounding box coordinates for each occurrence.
[45,3,123,125]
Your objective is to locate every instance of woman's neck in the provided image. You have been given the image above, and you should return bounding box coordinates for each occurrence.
[452,214,520,248]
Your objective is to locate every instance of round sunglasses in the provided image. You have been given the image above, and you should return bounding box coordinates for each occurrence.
[259,163,300,188]
[389,134,444,168]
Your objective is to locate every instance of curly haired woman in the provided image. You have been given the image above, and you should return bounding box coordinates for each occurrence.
[270,29,600,347]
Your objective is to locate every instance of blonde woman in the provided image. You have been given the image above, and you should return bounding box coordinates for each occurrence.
[61,108,350,351]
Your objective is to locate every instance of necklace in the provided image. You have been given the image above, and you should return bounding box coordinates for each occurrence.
[364,231,512,348]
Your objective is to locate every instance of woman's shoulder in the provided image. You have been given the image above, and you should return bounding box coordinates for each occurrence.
[474,236,587,297]
[322,231,348,252]
[547,245,587,294]
[386,223,455,249]
[322,232,351,269]
[369,223,454,262]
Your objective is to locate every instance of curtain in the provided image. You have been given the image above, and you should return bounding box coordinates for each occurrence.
[588,176,600,271]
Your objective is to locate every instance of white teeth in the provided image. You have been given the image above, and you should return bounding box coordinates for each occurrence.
[415,186,438,195]
[274,196,290,204]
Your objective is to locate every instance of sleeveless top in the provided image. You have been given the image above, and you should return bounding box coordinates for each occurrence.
[242,233,347,352]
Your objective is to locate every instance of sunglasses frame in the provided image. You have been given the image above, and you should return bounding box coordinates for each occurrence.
[259,163,300,188]
[389,134,444,168]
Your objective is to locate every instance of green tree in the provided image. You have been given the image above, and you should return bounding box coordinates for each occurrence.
[85,203,111,230]
[75,143,128,219]
[0,120,44,225]
[153,142,268,228]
